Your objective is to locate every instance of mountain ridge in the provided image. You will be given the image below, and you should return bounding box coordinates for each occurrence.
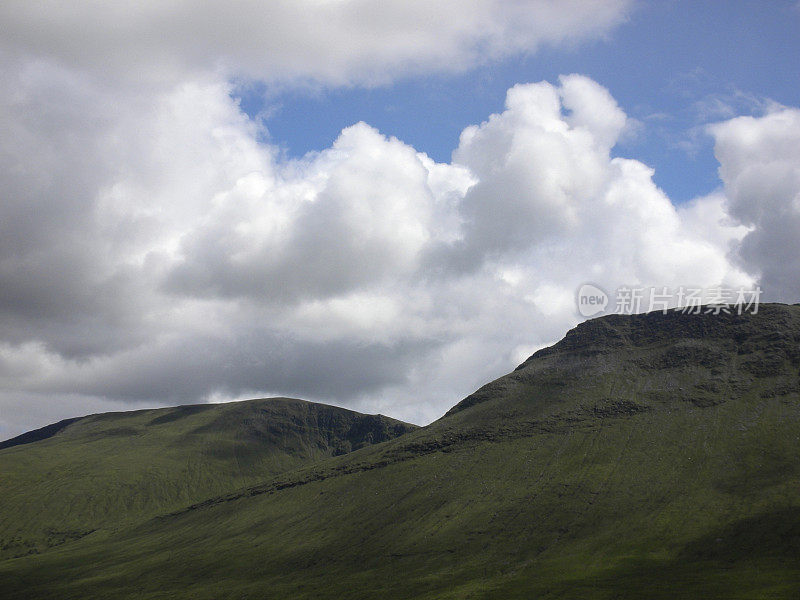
[157,304,800,521]
[0,396,417,560]
[445,302,800,418]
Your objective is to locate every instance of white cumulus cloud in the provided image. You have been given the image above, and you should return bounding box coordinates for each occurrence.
[709,108,800,301]
[0,69,757,436]
[0,1,790,439]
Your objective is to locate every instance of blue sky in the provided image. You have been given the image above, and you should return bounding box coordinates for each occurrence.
[243,1,800,203]
[1,0,799,436]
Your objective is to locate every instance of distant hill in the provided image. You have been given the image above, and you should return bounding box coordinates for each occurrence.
[1,304,799,599]
[0,397,416,560]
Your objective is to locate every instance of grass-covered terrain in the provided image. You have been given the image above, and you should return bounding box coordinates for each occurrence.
[0,397,416,560]
[1,304,799,598]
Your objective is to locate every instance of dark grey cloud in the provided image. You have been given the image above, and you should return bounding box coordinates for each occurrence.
[54,331,439,406]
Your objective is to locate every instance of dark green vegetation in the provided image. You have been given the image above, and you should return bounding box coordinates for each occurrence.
[1,304,799,599]
[0,398,416,560]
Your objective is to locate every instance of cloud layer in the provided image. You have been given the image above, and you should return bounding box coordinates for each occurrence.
[0,0,632,86]
[709,108,800,302]
[0,1,795,438]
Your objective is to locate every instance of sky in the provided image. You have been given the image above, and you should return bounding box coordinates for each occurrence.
[1,1,799,439]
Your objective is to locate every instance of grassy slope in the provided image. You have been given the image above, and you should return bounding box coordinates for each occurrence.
[0,397,417,559]
[1,305,799,599]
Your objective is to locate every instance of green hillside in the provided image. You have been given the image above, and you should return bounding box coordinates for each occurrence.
[1,305,799,599]
[0,397,416,560]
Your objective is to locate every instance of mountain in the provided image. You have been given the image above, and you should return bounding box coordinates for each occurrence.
[0,397,416,560]
[1,304,799,599]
